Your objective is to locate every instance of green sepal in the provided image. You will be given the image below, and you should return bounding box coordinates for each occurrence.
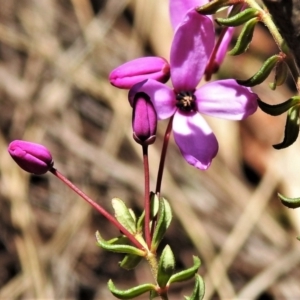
[168,256,201,285]
[157,245,175,288]
[95,231,145,256]
[237,54,281,87]
[151,198,172,251]
[278,193,300,209]
[112,198,136,234]
[184,275,205,300]
[119,253,143,270]
[216,8,260,27]
[229,18,258,56]
[258,96,300,116]
[270,60,288,90]
[273,105,300,149]
[108,279,156,300]
[196,0,237,15]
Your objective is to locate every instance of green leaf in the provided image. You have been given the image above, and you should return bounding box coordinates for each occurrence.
[184,275,205,300]
[150,290,159,299]
[136,193,159,233]
[108,279,156,300]
[229,18,258,56]
[258,96,300,116]
[273,105,300,149]
[237,54,280,87]
[150,193,160,218]
[278,193,300,209]
[216,8,260,27]
[151,198,172,251]
[112,198,136,234]
[196,0,238,15]
[270,60,288,90]
[95,231,145,256]
[168,256,201,285]
[157,245,175,288]
[119,253,143,270]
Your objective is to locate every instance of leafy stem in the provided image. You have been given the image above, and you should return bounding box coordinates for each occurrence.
[246,0,300,91]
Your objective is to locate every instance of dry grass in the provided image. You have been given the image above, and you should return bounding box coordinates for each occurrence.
[1,1,300,299]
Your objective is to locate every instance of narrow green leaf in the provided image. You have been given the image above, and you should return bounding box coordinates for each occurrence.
[119,254,143,270]
[150,290,159,299]
[128,208,137,224]
[112,198,136,234]
[136,193,159,233]
[258,96,300,116]
[95,231,145,256]
[237,54,280,87]
[151,198,173,251]
[157,245,175,288]
[108,279,156,300]
[278,193,300,209]
[273,105,300,149]
[168,256,201,285]
[229,18,258,56]
[270,60,288,90]
[184,275,205,300]
[216,8,260,27]
[228,3,247,18]
[196,0,238,15]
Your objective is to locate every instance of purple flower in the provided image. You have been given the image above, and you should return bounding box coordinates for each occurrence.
[169,0,237,80]
[109,57,170,89]
[169,0,211,29]
[8,140,53,175]
[132,91,157,146]
[129,10,258,169]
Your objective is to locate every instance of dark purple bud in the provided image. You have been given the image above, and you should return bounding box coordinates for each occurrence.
[8,140,54,175]
[132,92,157,146]
[109,57,170,89]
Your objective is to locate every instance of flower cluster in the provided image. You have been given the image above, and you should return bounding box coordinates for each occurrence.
[110,4,258,170]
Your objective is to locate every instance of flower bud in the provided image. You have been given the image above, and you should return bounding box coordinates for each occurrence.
[8,140,53,175]
[132,92,157,146]
[109,57,170,89]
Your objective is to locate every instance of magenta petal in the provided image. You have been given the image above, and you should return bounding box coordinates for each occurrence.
[169,0,209,29]
[170,9,214,92]
[129,79,176,120]
[195,79,258,120]
[173,111,218,170]
[132,93,157,145]
[109,57,170,89]
[8,140,53,175]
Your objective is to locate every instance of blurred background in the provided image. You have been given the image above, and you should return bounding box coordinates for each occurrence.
[1,0,300,299]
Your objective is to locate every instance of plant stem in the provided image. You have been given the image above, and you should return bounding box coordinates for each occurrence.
[50,167,145,250]
[155,117,173,195]
[246,0,300,91]
[143,145,151,249]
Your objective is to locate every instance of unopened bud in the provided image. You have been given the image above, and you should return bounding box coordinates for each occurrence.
[132,92,157,146]
[109,57,170,89]
[8,140,53,175]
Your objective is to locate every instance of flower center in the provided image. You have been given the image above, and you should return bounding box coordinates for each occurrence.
[176,91,196,112]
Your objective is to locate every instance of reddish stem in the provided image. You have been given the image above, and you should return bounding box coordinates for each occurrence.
[155,116,173,195]
[50,167,145,250]
[142,145,151,249]
[205,27,228,81]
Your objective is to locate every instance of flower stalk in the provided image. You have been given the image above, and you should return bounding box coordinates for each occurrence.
[49,167,145,250]
[155,117,173,195]
[143,145,151,249]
